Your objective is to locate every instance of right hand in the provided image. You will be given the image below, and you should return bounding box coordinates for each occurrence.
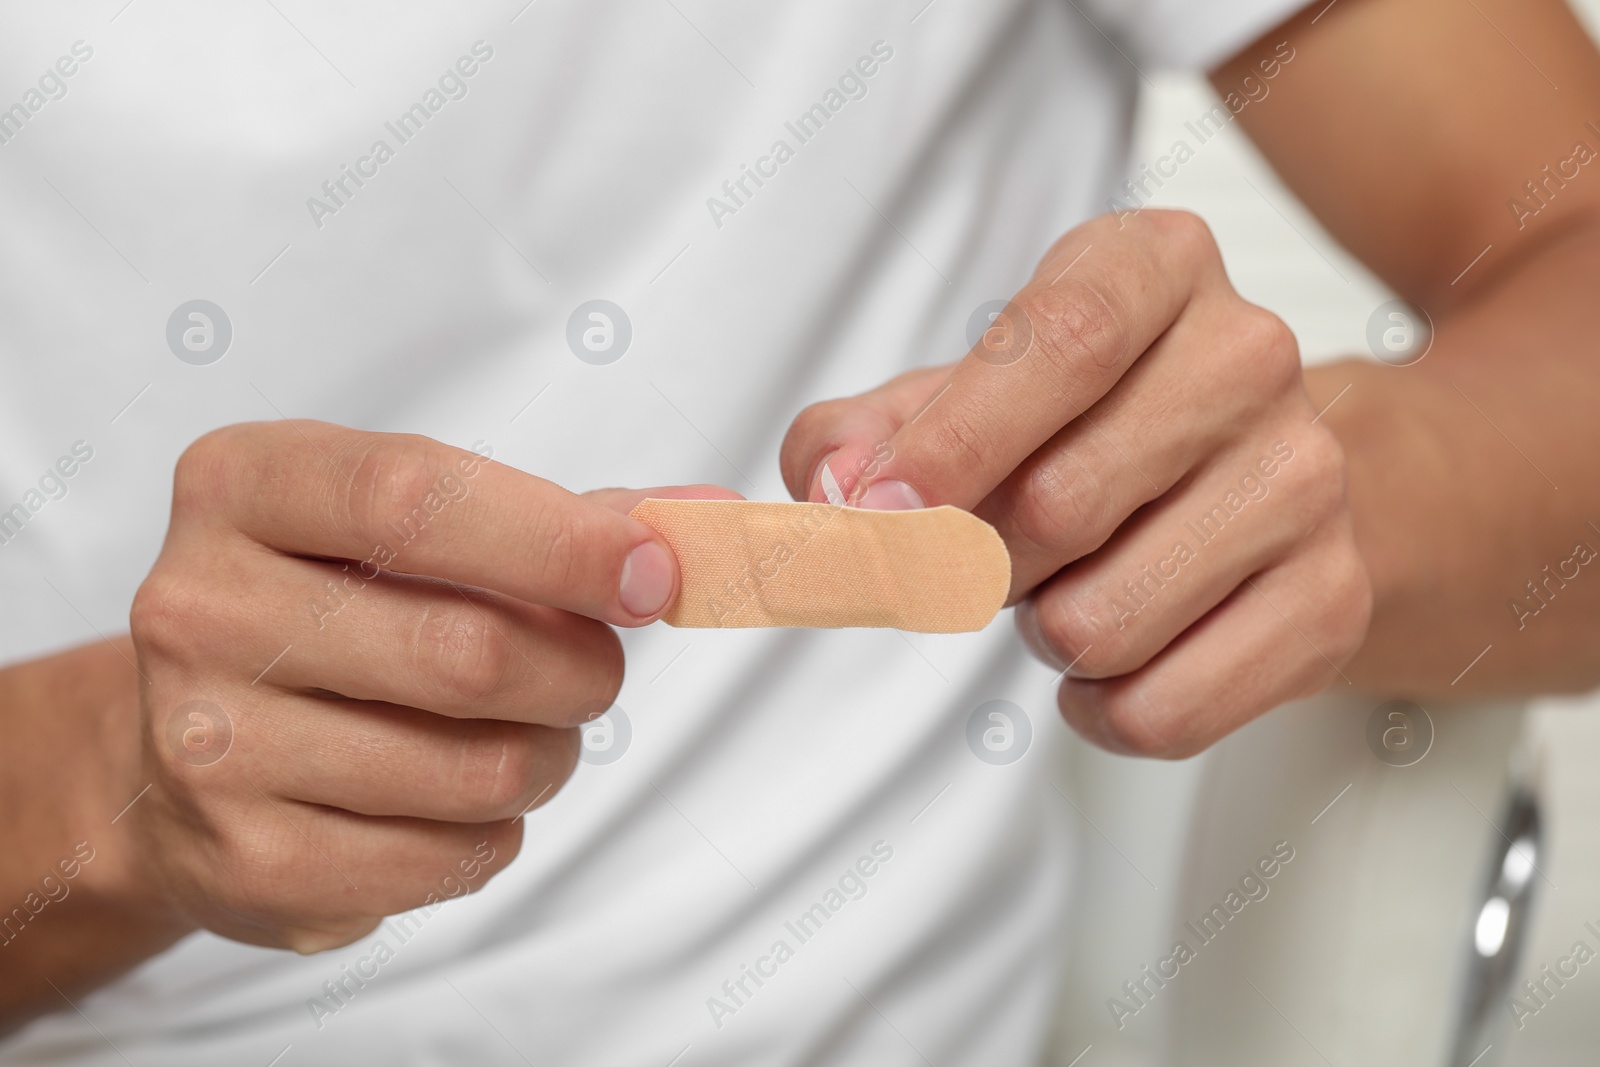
[126,421,727,952]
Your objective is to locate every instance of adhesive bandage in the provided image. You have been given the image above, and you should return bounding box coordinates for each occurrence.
[629,498,1011,632]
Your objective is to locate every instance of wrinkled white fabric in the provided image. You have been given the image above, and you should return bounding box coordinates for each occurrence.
[0,2,1306,1063]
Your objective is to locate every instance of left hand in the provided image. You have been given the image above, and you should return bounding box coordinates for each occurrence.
[780,209,1372,757]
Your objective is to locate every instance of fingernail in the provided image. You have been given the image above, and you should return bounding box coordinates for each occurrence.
[620,541,674,618]
[1014,600,1070,672]
[815,451,845,505]
[857,480,925,511]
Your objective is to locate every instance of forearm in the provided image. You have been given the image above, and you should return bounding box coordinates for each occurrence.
[0,638,192,1035]
[1311,224,1600,698]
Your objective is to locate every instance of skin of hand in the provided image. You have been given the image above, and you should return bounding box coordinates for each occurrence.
[789,0,1600,752]
[1217,0,1600,698]
[0,420,735,1027]
[783,208,1373,758]
[11,0,1600,1031]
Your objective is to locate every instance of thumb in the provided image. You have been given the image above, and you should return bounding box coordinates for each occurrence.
[780,365,950,506]
[583,484,744,622]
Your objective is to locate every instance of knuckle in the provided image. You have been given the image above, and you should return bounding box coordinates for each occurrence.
[1008,455,1108,557]
[783,399,843,454]
[597,627,625,698]
[779,404,829,493]
[1150,208,1216,261]
[1322,547,1374,663]
[457,723,551,817]
[1306,427,1349,484]
[528,505,585,592]
[925,404,991,477]
[781,398,868,475]
[211,816,308,920]
[412,601,514,707]
[129,572,203,659]
[1235,305,1301,393]
[1034,590,1113,671]
[1095,685,1184,758]
[172,425,249,512]
[1022,278,1131,377]
[347,436,441,539]
[553,630,625,730]
[206,813,396,940]
[1293,430,1349,522]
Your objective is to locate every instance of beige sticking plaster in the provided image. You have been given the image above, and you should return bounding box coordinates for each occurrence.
[629,498,1011,633]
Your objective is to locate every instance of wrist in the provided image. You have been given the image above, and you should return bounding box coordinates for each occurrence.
[1306,361,1431,617]
[0,639,193,1004]
[1305,357,1558,694]
[1304,360,1480,690]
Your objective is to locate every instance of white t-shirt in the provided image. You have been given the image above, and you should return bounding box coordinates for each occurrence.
[0,2,1303,1063]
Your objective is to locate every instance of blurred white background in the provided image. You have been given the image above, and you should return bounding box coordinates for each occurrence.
[1051,2,1600,1061]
